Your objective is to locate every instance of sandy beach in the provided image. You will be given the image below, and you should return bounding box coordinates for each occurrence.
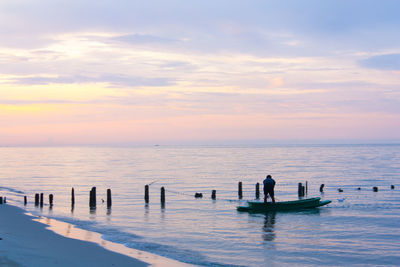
[0,204,192,267]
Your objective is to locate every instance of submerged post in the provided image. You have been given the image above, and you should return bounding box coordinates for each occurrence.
[319,184,325,193]
[255,183,260,199]
[71,188,75,206]
[24,196,27,205]
[107,189,112,208]
[40,193,44,207]
[161,187,165,204]
[238,182,243,199]
[391,185,395,189]
[211,190,216,200]
[35,193,39,206]
[373,186,378,192]
[49,194,54,206]
[144,185,149,203]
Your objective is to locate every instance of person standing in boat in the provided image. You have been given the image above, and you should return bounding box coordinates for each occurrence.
[263,175,276,203]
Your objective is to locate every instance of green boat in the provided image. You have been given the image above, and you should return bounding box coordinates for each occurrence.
[237,197,331,212]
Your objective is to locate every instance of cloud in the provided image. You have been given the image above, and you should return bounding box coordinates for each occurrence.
[1,1,399,55]
[359,54,400,70]
[114,34,179,45]
[8,74,174,87]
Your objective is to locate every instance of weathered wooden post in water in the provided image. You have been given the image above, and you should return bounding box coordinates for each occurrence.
[211,190,216,200]
[319,184,325,193]
[71,188,75,206]
[161,187,165,204]
[373,186,378,192]
[35,193,39,206]
[89,187,96,208]
[49,194,54,206]
[0,197,3,204]
[391,185,395,189]
[145,185,149,203]
[40,193,44,207]
[298,183,304,197]
[107,189,112,208]
[24,196,27,205]
[255,183,260,199]
[305,181,308,195]
[238,182,243,199]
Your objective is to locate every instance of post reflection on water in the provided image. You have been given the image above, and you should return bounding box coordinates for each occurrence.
[262,212,276,242]
[89,207,96,220]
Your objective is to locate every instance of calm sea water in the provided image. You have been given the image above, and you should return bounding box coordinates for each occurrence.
[1,144,399,266]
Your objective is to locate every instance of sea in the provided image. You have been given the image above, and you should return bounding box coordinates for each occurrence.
[0,144,399,266]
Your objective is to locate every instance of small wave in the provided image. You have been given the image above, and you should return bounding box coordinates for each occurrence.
[0,186,24,194]
[123,239,245,267]
[36,213,242,267]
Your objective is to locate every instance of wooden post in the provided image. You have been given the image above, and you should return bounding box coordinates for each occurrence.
[255,183,260,199]
[160,187,165,204]
[93,187,96,206]
[90,187,96,208]
[305,181,308,195]
[144,185,149,203]
[298,183,303,197]
[107,189,112,208]
[35,193,39,206]
[49,194,54,206]
[71,188,75,206]
[211,190,216,200]
[319,184,325,193]
[373,186,378,192]
[391,185,395,189]
[40,193,44,207]
[3,197,5,203]
[0,197,3,204]
[89,189,92,207]
[24,196,27,205]
[238,182,243,199]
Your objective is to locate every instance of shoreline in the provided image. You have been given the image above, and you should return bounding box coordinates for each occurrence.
[0,204,194,267]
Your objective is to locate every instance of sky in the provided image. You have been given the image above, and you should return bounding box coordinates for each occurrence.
[0,0,399,145]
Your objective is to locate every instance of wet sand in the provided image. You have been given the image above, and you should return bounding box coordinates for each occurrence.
[0,204,193,267]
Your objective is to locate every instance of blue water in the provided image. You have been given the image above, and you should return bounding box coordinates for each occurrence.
[0,144,399,266]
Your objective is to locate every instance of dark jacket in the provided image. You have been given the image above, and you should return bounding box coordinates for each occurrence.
[263,177,276,190]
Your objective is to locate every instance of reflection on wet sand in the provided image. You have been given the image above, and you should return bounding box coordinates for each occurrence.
[32,214,192,266]
[263,212,276,242]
